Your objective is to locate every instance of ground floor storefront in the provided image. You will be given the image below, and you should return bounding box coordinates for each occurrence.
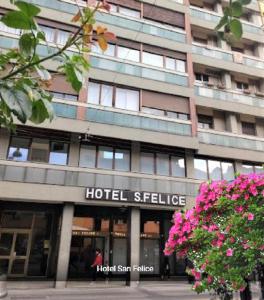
[0,201,188,286]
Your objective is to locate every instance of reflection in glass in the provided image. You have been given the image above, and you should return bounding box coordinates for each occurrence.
[101,84,113,107]
[98,146,113,169]
[255,165,264,174]
[140,239,160,274]
[0,259,9,274]
[194,159,208,180]
[0,233,13,256]
[49,142,68,165]
[156,153,169,176]
[140,152,154,174]
[171,156,185,177]
[117,46,140,62]
[0,212,33,229]
[7,137,30,161]
[11,259,25,274]
[79,145,96,168]
[15,234,28,256]
[114,149,130,171]
[222,162,235,181]
[208,160,221,180]
[87,82,100,104]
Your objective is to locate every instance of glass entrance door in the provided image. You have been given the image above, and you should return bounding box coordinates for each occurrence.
[0,230,32,277]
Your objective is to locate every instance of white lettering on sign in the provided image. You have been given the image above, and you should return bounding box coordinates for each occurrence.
[85,188,186,207]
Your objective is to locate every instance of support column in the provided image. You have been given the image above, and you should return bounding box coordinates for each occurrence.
[185,150,195,179]
[226,113,238,134]
[234,161,243,174]
[0,128,10,160]
[221,72,232,89]
[68,133,80,167]
[127,207,140,286]
[131,141,140,173]
[55,203,74,288]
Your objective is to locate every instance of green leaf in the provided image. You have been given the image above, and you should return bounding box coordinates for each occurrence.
[19,33,36,57]
[35,66,51,81]
[15,1,40,17]
[230,19,243,39]
[1,11,31,29]
[215,15,228,31]
[0,87,32,123]
[231,1,243,17]
[37,31,46,41]
[30,97,54,124]
[64,64,82,92]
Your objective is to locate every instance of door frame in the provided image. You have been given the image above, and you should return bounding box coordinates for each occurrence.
[0,228,33,277]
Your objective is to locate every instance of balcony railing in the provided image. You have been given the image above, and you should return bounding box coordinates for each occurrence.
[195,85,264,108]
[90,55,189,86]
[0,161,200,196]
[25,0,186,43]
[192,44,264,69]
[198,130,264,152]
[190,6,264,35]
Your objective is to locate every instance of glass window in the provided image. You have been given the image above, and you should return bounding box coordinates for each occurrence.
[114,149,130,171]
[221,162,234,181]
[101,84,113,107]
[140,152,154,174]
[176,60,186,72]
[57,30,70,45]
[241,164,253,174]
[49,142,68,165]
[198,114,213,129]
[119,6,140,18]
[156,153,169,176]
[39,25,55,43]
[236,82,249,91]
[194,158,208,180]
[79,145,96,168]
[195,73,209,83]
[51,92,77,101]
[171,156,185,177]
[98,146,113,169]
[92,43,115,57]
[7,137,30,161]
[142,107,165,116]
[241,122,256,136]
[165,57,176,70]
[87,82,100,104]
[117,46,140,62]
[142,52,163,68]
[255,165,263,173]
[110,4,118,13]
[115,88,139,111]
[208,160,221,180]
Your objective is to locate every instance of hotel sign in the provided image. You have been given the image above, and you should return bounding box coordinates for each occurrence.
[85,188,186,207]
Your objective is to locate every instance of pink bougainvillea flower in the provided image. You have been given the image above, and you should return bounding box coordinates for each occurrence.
[226,248,233,257]
[247,213,254,221]
[207,275,213,284]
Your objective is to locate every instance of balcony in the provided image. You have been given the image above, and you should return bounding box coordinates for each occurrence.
[23,0,187,45]
[198,129,264,161]
[190,6,264,40]
[192,44,264,77]
[0,160,200,203]
[195,85,264,115]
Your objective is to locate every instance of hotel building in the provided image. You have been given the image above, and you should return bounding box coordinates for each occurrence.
[0,0,263,287]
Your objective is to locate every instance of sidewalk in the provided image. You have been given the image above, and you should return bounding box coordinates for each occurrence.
[3,281,261,300]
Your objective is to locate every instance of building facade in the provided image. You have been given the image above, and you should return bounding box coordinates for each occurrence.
[0,0,264,288]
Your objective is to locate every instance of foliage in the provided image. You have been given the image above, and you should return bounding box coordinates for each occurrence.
[165,173,264,295]
[215,0,252,43]
[0,0,115,130]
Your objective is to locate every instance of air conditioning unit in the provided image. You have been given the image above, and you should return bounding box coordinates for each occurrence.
[30,139,49,163]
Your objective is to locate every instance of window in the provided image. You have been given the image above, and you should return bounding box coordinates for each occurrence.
[198,115,213,129]
[195,73,209,83]
[87,81,100,104]
[39,25,55,43]
[7,137,30,161]
[241,164,263,174]
[142,52,163,68]
[141,107,165,116]
[140,152,186,177]
[140,152,155,174]
[79,144,130,171]
[165,57,186,72]
[117,46,140,62]
[91,43,115,57]
[57,30,70,45]
[241,122,256,136]
[118,6,140,18]
[166,111,189,121]
[79,145,96,168]
[7,136,69,165]
[194,158,235,181]
[236,82,249,91]
[115,88,139,111]
[51,92,78,101]
[49,142,68,165]
[101,84,113,107]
